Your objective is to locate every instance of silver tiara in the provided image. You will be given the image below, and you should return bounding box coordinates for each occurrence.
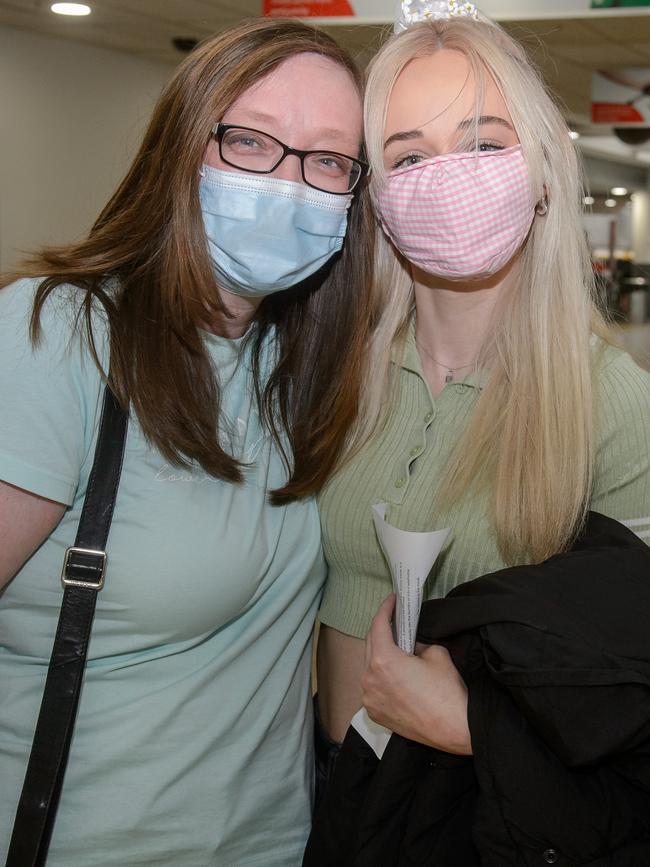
[395,0,480,33]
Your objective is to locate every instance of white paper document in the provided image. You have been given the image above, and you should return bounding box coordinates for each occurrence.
[351,503,451,758]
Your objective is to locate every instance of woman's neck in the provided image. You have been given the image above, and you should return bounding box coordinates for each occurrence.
[413,259,517,396]
[414,281,500,365]
[203,289,262,339]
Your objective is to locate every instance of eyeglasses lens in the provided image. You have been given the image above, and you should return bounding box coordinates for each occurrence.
[219,127,360,194]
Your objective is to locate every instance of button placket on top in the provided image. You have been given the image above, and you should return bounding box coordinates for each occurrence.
[383,391,436,507]
[408,404,436,475]
[381,363,481,514]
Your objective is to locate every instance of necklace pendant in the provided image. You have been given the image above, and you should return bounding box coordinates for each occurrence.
[445,370,453,384]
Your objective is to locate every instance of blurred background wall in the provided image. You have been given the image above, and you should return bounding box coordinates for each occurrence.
[0,24,172,272]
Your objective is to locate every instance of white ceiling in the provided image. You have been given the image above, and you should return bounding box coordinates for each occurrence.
[2,1,650,179]
[499,16,650,176]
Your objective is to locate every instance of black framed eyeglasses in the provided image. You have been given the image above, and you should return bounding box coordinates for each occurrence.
[211,123,368,195]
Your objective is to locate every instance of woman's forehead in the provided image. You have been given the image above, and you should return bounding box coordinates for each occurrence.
[230,53,358,111]
[386,50,507,132]
[225,53,362,149]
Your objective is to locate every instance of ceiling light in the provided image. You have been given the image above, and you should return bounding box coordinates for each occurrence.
[604,198,617,208]
[51,3,91,15]
[569,130,580,141]
[583,196,595,206]
[610,187,628,196]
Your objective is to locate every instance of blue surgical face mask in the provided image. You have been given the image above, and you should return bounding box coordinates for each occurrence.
[199,164,353,298]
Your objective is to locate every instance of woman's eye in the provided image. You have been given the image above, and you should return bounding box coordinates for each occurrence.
[391,153,424,170]
[317,155,346,173]
[478,140,505,152]
[227,134,267,151]
[305,153,351,178]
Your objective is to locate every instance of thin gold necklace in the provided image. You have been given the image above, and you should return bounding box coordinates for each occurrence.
[416,340,476,384]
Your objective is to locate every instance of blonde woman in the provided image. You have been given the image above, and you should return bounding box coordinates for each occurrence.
[313,3,650,831]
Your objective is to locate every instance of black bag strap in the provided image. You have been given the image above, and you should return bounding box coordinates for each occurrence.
[6,385,129,867]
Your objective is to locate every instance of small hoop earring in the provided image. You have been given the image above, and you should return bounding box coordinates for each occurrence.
[536,198,548,216]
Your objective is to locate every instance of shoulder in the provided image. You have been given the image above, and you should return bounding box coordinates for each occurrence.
[0,279,111,504]
[590,340,650,527]
[0,276,110,436]
[2,275,78,316]
[593,340,650,437]
[596,339,650,387]
[0,276,110,369]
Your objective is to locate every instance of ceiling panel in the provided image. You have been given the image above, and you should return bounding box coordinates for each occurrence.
[2,2,650,171]
[586,15,650,40]
[549,42,649,65]
[98,0,262,28]
[628,42,650,61]
[503,18,606,45]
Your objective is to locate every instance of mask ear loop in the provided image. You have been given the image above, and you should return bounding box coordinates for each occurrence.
[535,196,548,216]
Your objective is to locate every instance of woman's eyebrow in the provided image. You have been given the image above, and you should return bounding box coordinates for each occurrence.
[384,114,514,150]
[457,115,514,131]
[384,128,424,150]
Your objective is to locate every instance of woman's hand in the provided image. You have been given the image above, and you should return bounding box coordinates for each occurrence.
[362,595,472,755]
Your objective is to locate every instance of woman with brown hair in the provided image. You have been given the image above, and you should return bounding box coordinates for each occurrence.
[0,17,373,866]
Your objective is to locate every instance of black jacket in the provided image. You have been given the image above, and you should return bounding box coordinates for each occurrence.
[304,513,650,867]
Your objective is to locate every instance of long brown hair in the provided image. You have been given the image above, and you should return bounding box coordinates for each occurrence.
[5,18,375,502]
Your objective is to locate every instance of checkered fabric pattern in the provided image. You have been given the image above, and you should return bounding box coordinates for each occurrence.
[378,144,536,279]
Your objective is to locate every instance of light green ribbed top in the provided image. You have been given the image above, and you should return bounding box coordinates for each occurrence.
[319,323,650,639]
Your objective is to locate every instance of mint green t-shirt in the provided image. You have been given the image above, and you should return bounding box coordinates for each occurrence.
[0,279,325,866]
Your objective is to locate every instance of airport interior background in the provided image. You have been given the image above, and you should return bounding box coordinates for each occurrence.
[1,0,650,369]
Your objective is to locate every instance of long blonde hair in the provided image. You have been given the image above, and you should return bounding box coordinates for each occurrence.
[358,18,610,563]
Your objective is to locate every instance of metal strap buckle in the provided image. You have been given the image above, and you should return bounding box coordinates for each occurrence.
[61,547,107,591]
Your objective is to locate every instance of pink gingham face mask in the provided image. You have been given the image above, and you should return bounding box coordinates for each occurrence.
[377,144,536,280]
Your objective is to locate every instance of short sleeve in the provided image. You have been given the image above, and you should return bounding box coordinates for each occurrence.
[592,345,650,545]
[0,278,106,505]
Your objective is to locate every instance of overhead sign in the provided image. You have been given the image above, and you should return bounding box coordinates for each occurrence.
[592,68,650,124]
[263,0,355,14]
[263,0,650,20]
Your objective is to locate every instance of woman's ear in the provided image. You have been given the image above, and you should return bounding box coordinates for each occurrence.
[536,186,549,216]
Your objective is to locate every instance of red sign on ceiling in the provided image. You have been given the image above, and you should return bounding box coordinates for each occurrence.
[592,69,650,125]
[263,0,355,16]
